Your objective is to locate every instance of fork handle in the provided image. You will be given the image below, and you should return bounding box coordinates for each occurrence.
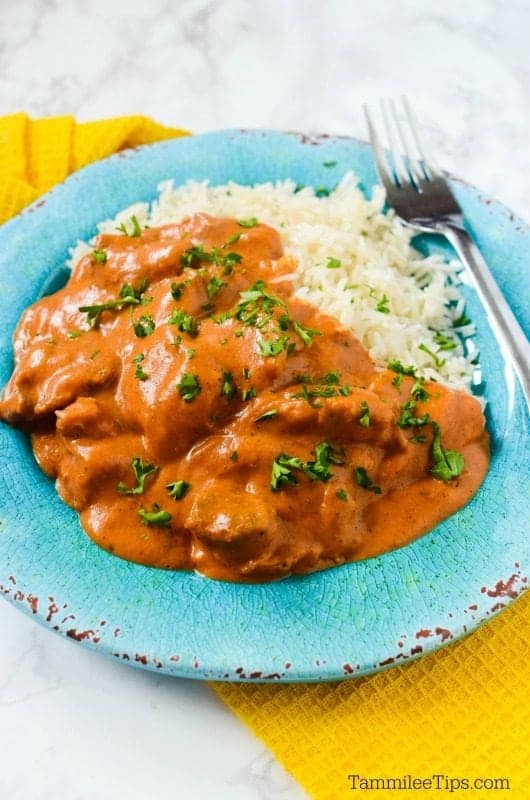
[441,223,530,411]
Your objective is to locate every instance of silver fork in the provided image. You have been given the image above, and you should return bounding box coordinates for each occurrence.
[364,97,530,411]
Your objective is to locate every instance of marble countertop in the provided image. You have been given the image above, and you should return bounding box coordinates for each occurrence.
[1,1,529,798]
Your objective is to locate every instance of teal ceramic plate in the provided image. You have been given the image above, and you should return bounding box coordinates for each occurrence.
[0,130,528,682]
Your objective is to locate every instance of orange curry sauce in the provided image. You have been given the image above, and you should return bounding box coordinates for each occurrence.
[0,214,489,582]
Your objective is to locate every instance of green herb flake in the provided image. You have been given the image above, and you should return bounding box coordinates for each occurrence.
[177,372,201,402]
[224,232,241,247]
[117,215,142,237]
[220,370,238,399]
[419,343,446,369]
[258,335,292,357]
[242,367,250,379]
[304,441,345,483]
[453,313,471,328]
[375,294,390,314]
[92,249,107,264]
[138,504,172,527]
[410,434,427,444]
[79,280,148,328]
[117,457,158,495]
[410,376,429,402]
[270,453,304,491]
[430,422,465,481]
[132,313,155,338]
[359,401,370,427]
[238,217,258,228]
[292,320,322,347]
[321,370,341,385]
[326,257,342,269]
[434,332,458,351]
[354,466,382,494]
[336,488,348,501]
[241,387,256,401]
[229,451,239,462]
[219,337,228,345]
[397,399,430,429]
[171,281,187,300]
[207,276,226,299]
[168,309,199,337]
[133,353,148,380]
[166,480,191,500]
[67,330,82,339]
[323,160,337,168]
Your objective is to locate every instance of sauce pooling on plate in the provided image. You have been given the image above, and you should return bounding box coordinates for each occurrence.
[0,214,489,582]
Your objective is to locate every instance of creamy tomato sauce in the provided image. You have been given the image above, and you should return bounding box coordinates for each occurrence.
[0,214,489,582]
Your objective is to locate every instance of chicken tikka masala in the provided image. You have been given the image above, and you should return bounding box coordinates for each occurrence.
[0,214,489,582]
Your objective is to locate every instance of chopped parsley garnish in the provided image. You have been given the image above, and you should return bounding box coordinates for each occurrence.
[236,280,286,326]
[177,373,201,402]
[410,376,429,401]
[354,467,382,494]
[187,348,196,360]
[419,343,446,369]
[67,330,82,339]
[316,186,330,197]
[79,280,148,328]
[117,457,158,495]
[132,313,155,338]
[224,232,241,246]
[323,160,337,168]
[241,387,256,401]
[397,399,430,428]
[168,309,199,337]
[258,335,293,357]
[238,217,258,228]
[326,257,342,269]
[219,337,228,345]
[92,249,107,264]
[292,377,351,407]
[207,276,226,299]
[305,442,345,483]
[133,353,148,380]
[336,488,348,501]
[229,451,239,461]
[388,359,417,388]
[171,281,187,300]
[166,480,191,500]
[181,244,242,274]
[270,454,304,491]
[181,245,210,268]
[270,442,344,491]
[453,313,471,328]
[434,332,457,351]
[116,215,142,237]
[359,401,371,427]
[292,320,322,347]
[242,367,250,379]
[375,294,390,314]
[430,422,465,481]
[138,504,172,527]
[320,370,341,385]
[410,434,427,444]
[220,370,238,399]
[254,409,278,422]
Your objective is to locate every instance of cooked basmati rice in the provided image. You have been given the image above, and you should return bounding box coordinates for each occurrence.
[69,173,477,392]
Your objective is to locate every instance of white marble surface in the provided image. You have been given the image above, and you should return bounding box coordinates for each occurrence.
[1,1,529,798]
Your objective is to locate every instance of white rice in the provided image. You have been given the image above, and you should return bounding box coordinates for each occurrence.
[70,174,478,392]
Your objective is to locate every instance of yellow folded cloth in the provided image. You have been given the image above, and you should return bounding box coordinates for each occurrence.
[1,112,528,800]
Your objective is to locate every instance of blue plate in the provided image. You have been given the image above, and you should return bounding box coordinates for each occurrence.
[0,130,528,682]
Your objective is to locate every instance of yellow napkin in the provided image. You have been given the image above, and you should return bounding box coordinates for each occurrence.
[1,113,528,800]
